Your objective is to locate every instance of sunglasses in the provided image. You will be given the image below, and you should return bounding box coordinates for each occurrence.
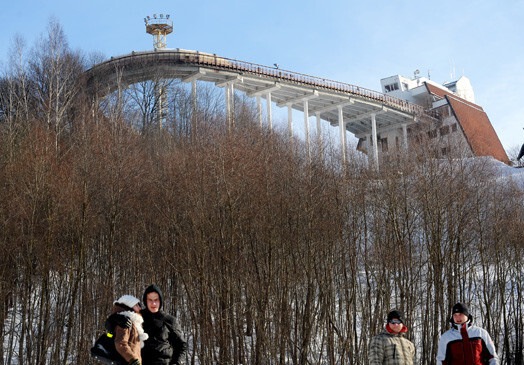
[389,320,402,324]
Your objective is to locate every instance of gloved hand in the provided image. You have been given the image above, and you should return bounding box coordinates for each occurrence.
[115,315,133,329]
[129,359,141,365]
[105,314,132,331]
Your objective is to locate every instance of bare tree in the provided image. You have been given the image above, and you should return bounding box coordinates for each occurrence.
[28,17,83,151]
[1,20,523,365]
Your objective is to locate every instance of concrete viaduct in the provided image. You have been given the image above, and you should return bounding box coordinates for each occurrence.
[85,49,429,166]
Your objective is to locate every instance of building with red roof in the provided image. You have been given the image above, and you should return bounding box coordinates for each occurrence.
[366,74,510,164]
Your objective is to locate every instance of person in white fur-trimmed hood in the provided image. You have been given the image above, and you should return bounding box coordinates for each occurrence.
[108,295,149,365]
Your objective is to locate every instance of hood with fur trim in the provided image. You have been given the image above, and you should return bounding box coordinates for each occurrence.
[119,311,149,347]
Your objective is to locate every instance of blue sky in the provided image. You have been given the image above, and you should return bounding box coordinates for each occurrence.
[1,0,523,152]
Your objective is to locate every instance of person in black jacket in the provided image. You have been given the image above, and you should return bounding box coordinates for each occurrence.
[518,143,524,161]
[141,285,187,364]
[518,127,524,162]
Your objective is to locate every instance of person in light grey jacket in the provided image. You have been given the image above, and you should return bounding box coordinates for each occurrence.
[369,310,415,365]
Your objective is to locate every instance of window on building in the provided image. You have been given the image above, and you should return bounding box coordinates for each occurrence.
[440,125,450,136]
[441,147,448,156]
[435,105,450,118]
[381,138,388,152]
[402,83,408,90]
[451,123,458,132]
[384,83,399,92]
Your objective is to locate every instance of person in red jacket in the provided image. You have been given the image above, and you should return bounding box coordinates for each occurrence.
[437,303,498,365]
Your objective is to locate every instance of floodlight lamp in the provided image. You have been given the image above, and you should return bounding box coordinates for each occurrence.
[160,14,163,18]
[147,16,150,20]
[154,14,157,18]
[166,14,170,19]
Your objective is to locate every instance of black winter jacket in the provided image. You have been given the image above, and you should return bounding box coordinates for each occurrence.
[141,309,187,365]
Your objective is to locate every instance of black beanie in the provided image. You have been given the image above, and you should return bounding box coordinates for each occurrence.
[387,310,404,323]
[143,284,164,311]
[452,303,469,317]
[449,302,473,324]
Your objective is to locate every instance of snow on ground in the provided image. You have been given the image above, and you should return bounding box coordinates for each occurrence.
[470,156,524,189]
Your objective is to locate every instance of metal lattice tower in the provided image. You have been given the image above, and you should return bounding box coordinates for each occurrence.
[144,14,173,128]
[145,14,173,49]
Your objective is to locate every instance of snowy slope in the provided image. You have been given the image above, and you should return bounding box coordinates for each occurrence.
[472,156,524,190]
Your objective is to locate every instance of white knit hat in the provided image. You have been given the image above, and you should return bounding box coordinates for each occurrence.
[114,295,140,309]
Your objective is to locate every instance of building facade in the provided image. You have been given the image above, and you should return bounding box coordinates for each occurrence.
[357,74,509,164]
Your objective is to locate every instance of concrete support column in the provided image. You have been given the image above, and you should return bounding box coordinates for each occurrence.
[266,92,272,131]
[225,83,231,131]
[229,83,235,130]
[304,100,310,160]
[338,106,346,164]
[371,113,379,170]
[192,80,197,113]
[316,113,322,145]
[402,123,408,150]
[257,95,262,128]
[192,80,197,135]
[287,104,293,137]
[224,82,235,131]
[116,85,124,121]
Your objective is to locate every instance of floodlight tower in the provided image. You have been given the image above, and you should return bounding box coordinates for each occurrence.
[145,14,173,49]
[144,14,173,128]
